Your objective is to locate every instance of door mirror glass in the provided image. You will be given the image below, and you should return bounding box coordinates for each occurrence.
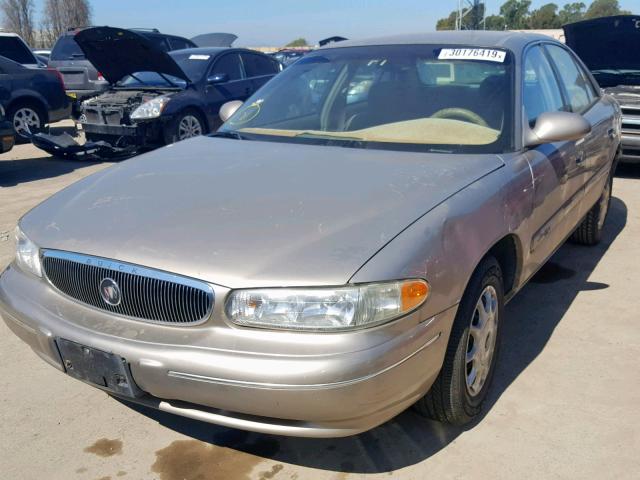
[219,100,243,123]
[525,111,591,147]
[207,73,229,84]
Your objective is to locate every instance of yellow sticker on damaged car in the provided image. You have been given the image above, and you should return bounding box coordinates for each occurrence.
[438,48,506,63]
[67,92,77,99]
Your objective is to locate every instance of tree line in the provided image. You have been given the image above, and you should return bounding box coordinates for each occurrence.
[437,0,633,30]
[0,0,91,48]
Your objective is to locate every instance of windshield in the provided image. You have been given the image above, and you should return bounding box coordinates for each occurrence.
[117,51,212,87]
[51,35,85,60]
[220,45,514,153]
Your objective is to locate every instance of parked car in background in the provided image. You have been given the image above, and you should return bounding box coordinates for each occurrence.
[270,49,307,67]
[0,104,15,153]
[0,32,619,437]
[564,15,640,163]
[68,26,278,153]
[0,55,70,142]
[33,49,52,61]
[0,33,40,68]
[48,27,198,116]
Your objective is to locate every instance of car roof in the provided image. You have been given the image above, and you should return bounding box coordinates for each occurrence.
[321,31,557,53]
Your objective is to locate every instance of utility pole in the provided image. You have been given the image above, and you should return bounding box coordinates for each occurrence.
[456,0,485,30]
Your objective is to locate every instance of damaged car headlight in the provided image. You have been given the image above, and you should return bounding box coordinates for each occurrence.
[14,225,42,277]
[131,96,170,120]
[226,280,429,331]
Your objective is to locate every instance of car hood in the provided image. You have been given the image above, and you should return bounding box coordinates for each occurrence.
[605,85,640,107]
[22,137,504,288]
[563,15,640,72]
[74,26,189,84]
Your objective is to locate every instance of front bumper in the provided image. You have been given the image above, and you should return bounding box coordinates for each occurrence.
[0,265,454,437]
[81,120,165,149]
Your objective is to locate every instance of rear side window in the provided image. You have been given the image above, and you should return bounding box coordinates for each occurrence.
[545,45,595,113]
[241,53,278,77]
[51,35,85,60]
[523,46,565,126]
[211,53,243,81]
[0,36,36,64]
[168,37,193,51]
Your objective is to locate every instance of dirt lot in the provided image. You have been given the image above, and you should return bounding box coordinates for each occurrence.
[1,126,639,479]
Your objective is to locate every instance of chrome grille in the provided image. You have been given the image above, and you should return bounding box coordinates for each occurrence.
[42,250,213,325]
[621,106,640,136]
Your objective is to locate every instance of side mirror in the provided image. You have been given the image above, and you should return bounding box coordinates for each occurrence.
[219,100,243,123]
[207,73,229,85]
[525,111,591,147]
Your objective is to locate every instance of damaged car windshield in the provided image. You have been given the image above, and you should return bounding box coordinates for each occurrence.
[117,51,212,87]
[219,44,515,154]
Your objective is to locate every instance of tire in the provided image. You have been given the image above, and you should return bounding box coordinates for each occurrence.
[570,172,613,246]
[415,256,504,425]
[8,101,45,143]
[163,109,206,145]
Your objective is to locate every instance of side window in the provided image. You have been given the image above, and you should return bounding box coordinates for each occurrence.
[168,37,192,51]
[211,54,243,81]
[241,53,278,77]
[545,45,594,113]
[523,46,565,126]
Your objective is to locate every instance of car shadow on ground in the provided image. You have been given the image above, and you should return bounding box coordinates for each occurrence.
[121,196,627,475]
[0,124,106,188]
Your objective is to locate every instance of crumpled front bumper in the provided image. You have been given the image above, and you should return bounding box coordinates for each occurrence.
[0,264,455,437]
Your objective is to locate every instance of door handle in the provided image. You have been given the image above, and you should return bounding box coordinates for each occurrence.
[575,153,585,165]
[607,127,615,139]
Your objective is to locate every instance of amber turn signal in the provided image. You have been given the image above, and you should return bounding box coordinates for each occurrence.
[400,280,430,312]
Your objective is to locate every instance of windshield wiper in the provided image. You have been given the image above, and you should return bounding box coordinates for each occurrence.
[294,132,364,141]
[210,131,247,140]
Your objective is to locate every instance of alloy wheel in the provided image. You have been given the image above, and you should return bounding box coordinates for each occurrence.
[465,285,499,397]
[177,115,203,140]
[13,107,41,138]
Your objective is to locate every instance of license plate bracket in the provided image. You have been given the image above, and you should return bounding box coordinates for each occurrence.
[56,338,142,398]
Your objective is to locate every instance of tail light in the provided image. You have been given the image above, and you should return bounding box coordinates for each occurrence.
[48,68,65,89]
[97,72,105,81]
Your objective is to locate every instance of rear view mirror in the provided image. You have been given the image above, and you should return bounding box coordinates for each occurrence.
[525,111,591,147]
[219,100,243,123]
[207,73,229,84]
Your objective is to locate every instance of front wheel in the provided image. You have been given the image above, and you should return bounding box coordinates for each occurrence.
[415,256,504,425]
[163,109,206,145]
[9,102,45,143]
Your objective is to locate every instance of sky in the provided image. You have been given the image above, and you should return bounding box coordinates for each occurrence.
[31,0,640,46]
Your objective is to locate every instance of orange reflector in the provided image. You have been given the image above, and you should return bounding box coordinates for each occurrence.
[401,280,429,311]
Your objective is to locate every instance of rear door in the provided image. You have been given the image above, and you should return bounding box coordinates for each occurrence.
[239,52,279,93]
[543,44,617,215]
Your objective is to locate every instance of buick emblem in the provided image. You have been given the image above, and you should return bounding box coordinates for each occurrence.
[99,278,121,306]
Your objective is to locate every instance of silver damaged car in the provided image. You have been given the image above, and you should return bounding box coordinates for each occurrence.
[0,32,620,437]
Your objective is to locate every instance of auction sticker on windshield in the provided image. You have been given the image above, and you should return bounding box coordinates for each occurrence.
[438,48,506,62]
[189,54,210,60]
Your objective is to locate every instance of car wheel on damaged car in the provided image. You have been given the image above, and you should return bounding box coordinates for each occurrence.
[0,32,620,438]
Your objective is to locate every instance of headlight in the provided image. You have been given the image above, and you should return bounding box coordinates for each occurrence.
[15,226,42,277]
[130,96,170,120]
[226,280,429,331]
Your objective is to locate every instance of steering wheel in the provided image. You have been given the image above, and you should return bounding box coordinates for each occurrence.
[430,108,488,127]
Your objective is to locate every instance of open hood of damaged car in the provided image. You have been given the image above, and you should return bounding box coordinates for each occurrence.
[21,136,504,289]
[563,15,640,72]
[74,26,190,84]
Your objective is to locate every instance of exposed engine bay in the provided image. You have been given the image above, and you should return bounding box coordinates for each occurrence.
[81,90,165,127]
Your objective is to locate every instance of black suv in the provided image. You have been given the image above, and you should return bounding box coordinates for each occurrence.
[48,28,197,115]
